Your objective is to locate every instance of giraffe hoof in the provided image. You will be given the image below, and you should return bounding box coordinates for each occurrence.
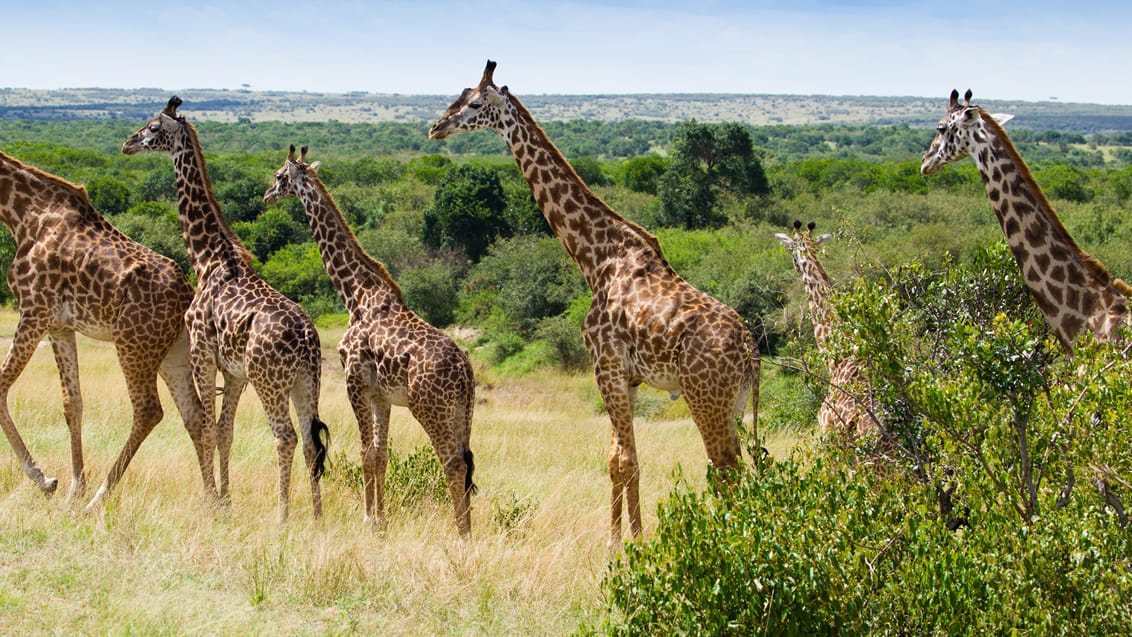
[40,477,59,497]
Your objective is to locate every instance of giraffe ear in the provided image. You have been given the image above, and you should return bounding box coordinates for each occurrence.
[774,233,794,248]
[815,233,832,246]
[991,113,1014,125]
[309,161,322,173]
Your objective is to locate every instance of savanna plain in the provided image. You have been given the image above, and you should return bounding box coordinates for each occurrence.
[0,309,796,635]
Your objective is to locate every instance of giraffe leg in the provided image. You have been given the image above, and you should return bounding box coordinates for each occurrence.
[366,400,392,532]
[158,329,216,500]
[598,376,640,550]
[85,340,166,512]
[215,374,247,505]
[0,312,58,494]
[414,406,473,539]
[47,330,86,502]
[290,370,326,519]
[258,388,297,522]
[188,333,221,499]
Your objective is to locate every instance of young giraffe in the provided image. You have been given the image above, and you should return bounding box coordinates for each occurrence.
[922,89,1130,351]
[122,97,328,520]
[0,149,214,509]
[264,145,476,537]
[775,220,876,438]
[430,61,759,547]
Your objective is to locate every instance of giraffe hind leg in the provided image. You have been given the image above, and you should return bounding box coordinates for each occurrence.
[85,341,166,512]
[48,330,87,502]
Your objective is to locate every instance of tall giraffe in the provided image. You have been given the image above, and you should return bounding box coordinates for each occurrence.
[0,149,213,509]
[922,89,1130,350]
[122,97,328,520]
[264,145,476,537]
[775,220,876,438]
[429,61,759,547]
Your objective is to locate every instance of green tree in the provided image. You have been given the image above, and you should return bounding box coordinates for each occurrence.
[87,175,132,215]
[621,155,670,195]
[657,121,769,229]
[569,155,609,187]
[422,164,509,262]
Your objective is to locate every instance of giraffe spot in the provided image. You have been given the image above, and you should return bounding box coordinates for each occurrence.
[1049,244,1070,261]
[1063,316,1084,340]
[1049,265,1066,283]
[1066,286,1081,310]
[1014,201,1034,217]
[1066,266,1086,287]
[1033,253,1051,271]
[1003,216,1019,236]
[1033,292,1058,318]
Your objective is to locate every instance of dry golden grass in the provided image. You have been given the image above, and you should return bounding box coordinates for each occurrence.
[0,308,797,635]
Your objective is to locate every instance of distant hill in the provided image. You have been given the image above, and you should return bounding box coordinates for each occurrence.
[1,87,1131,132]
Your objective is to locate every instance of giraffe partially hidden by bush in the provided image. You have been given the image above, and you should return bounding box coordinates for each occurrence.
[776,220,878,439]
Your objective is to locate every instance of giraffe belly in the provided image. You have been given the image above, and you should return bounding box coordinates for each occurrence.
[53,301,113,341]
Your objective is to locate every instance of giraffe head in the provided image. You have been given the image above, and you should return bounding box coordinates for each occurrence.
[428,60,510,140]
[263,145,321,205]
[921,89,1013,176]
[774,220,830,275]
[122,96,185,155]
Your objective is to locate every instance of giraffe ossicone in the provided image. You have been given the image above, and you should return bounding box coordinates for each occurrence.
[430,60,760,548]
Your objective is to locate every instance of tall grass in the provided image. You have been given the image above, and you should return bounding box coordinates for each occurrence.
[0,309,797,635]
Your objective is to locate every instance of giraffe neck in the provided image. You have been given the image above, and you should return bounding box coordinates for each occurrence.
[296,176,404,316]
[972,110,1126,347]
[0,151,106,242]
[170,122,252,280]
[799,257,836,352]
[497,94,668,290]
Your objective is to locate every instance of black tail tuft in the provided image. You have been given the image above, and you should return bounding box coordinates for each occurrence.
[310,417,330,481]
[463,449,477,496]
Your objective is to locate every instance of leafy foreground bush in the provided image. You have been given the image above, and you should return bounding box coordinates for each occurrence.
[594,455,1132,635]
[593,243,1132,635]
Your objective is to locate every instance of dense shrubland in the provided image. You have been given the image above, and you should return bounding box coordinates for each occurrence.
[2,115,1132,629]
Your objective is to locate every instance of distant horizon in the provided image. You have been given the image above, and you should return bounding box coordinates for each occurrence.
[0,85,1113,106]
[5,2,1132,106]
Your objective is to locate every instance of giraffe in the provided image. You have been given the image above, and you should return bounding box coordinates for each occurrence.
[0,149,214,509]
[775,220,877,438]
[263,145,476,537]
[922,89,1130,351]
[429,61,759,547]
[122,97,328,520]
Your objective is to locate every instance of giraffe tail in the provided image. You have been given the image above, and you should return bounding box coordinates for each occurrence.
[463,448,477,496]
[310,417,330,481]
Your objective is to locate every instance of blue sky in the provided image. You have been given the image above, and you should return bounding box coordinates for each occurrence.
[5,1,1131,104]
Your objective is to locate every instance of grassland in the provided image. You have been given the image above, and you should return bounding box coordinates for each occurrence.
[0,309,798,635]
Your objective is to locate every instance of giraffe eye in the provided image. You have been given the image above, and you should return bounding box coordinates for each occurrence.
[469,100,483,109]
[937,124,946,133]
[148,123,160,132]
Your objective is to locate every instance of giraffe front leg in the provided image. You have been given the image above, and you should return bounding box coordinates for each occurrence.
[0,312,57,495]
[48,330,86,503]
[599,376,640,551]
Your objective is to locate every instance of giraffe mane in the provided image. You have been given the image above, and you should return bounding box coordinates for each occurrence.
[503,91,670,264]
[978,109,1121,293]
[0,150,94,208]
[180,121,255,266]
[304,167,406,302]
